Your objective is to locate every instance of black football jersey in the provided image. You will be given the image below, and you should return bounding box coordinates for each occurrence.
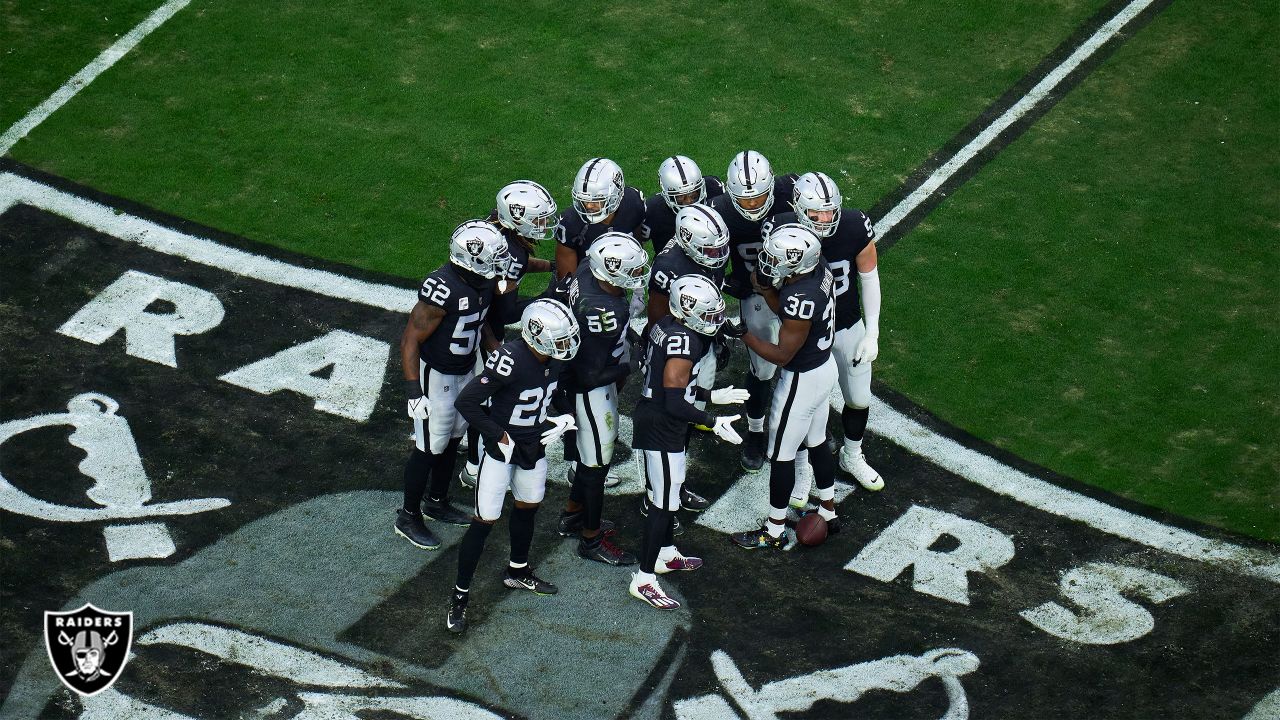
[709,174,797,295]
[767,209,875,330]
[555,186,648,263]
[557,265,630,390]
[476,340,563,444]
[633,315,711,451]
[648,243,726,299]
[642,176,726,249]
[416,264,493,374]
[776,261,836,373]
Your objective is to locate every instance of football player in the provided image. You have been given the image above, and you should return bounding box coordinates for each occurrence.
[447,299,581,633]
[771,172,884,492]
[643,155,726,249]
[727,224,841,550]
[642,203,731,518]
[631,275,747,609]
[555,233,650,566]
[397,221,509,550]
[459,180,561,487]
[709,150,798,472]
[554,157,648,281]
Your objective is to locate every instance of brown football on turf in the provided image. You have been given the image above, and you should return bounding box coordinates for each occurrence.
[796,513,828,546]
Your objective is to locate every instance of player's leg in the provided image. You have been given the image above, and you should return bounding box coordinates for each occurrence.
[575,385,633,565]
[448,451,510,633]
[630,451,684,610]
[504,458,558,594]
[731,369,809,549]
[740,294,780,471]
[802,357,842,531]
[679,349,716,512]
[423,370,473,525]
[652,451,701,573]
[837,321,883,490]
[396,364,441,549]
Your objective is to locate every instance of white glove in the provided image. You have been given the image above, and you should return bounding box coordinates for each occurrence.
[712,415,743,445]
[540,414,577,446]
[495,434,515,463]
[854,332,879,364]
[710,386,750,405]
[407,396,429,420]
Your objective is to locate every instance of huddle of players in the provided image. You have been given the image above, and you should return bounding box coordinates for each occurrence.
[396,151,884,633]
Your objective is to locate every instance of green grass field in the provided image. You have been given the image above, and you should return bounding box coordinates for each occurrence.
[4,0,1277,540]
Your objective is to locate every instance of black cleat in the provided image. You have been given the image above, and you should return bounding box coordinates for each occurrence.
[556,510,616,537]
[502,566,559,595]
[730,525,787,550]
[639,495,684,536]
[741,431,766,472]
[446,590,468,633]
[422,498,472,526]
[680,486,710,512]
[394,509,441,550]
[578,536,638,566]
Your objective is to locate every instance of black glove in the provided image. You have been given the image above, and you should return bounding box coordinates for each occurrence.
[714,334,733,367]
[718,318,747,340]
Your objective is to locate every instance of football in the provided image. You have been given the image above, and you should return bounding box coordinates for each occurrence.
[796,513,828,546]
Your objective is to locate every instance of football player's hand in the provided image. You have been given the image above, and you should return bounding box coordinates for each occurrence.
[540,414,577,446]
[854,332,879,364]
[710,386,749,405]
[750,271,771,295]
[496,433,516,463]
[718,318,746,340]
[712,415,743,445]
[405,380,429,420]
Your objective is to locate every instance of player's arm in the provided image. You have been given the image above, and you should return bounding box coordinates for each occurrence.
[400,301,445,386]
[555,243,577,280]
[661,358,715,427]
[743,316,810,367]
[526,256,553,273]
[455,370,509,447]
[749,270,781,313]
[480,320,501,355]
[646,267,672,325]
[855,239,881,362]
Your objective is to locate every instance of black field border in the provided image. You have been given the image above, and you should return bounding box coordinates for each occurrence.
[868,0,1176,250]
[2,157,1274,555]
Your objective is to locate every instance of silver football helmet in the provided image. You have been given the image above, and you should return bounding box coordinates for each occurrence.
[572,157,625,224]
[658,155,707,212]
[724,150,776,221]
[521,298,581,360]
[587,232,650,290]
[674,203,730,268]
[791,172,843,238]
[449,220,510,279]
[757,223,822,287]
[669,274,726,336]
[497,180,558,242]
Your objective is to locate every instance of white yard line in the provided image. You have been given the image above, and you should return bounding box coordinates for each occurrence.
[0,0,191,155]
[3,169,1277,585]
[873,0,1155,237]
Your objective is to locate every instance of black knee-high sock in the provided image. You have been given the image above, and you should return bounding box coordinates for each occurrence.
[745,373,771,423]
[402,448,433,513]
[808,442,836,491]
[640,507,670,574]
[569,460,586,506]
[684,424,695,450]
[769,460,796,511]
[509,506,538,566]
[578,464,607,533]
[466,426,481,468]
[563,430,579,464]
[455,520,493,591]
[664,511,676,547]
[428,437,462,502]
[842,406,869,443]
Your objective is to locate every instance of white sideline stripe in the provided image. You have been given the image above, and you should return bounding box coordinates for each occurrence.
[873,0,1155,237]
[0,174,417,312]
[0,0,192,155]
[3,170,1278,585]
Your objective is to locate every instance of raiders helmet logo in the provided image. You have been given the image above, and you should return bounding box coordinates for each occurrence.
[785,248,803,263]
[680,294,698,313]
[603,256,622,274]
[528,317,544,336]
[466,238,484,257]
[45,604,133,697]
[678,227,693,245]
[611,172,623,193]
[508,204,526,221]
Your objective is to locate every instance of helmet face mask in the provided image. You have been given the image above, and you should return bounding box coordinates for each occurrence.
[659,155,708,213]
[725,150,776,221]
[674,203,730,269]
[669,275,726,336]
[497,180,559,242]
[572,158,625,224]
[791,172,843,238]
[449,220,510,279]
[521,299,580,360]
[588,232,650,290]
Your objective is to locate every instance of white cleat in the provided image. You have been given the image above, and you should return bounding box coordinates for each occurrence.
[458,463,479,489]
[629,574,681,610]
[840,446,885,491]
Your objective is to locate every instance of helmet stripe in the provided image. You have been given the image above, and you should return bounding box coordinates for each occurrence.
[816,174,831,202]
[742,151,753,186]
[582,158,601,192]
[671,156,687,184]
[692,203,723,236]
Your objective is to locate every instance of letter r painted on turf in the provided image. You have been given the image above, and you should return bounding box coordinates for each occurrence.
[845,505,1015,605]
[58,270,225,368]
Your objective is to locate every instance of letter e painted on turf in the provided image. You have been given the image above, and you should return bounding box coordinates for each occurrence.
[218,330,389,422]
[1020,562,1189,644]
[845,505,1015,605]
[58,270,225,368]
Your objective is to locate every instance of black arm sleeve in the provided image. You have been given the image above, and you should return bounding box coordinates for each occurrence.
[663,388,714,427]
[455,374,507,446]
[488,291,520,332]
